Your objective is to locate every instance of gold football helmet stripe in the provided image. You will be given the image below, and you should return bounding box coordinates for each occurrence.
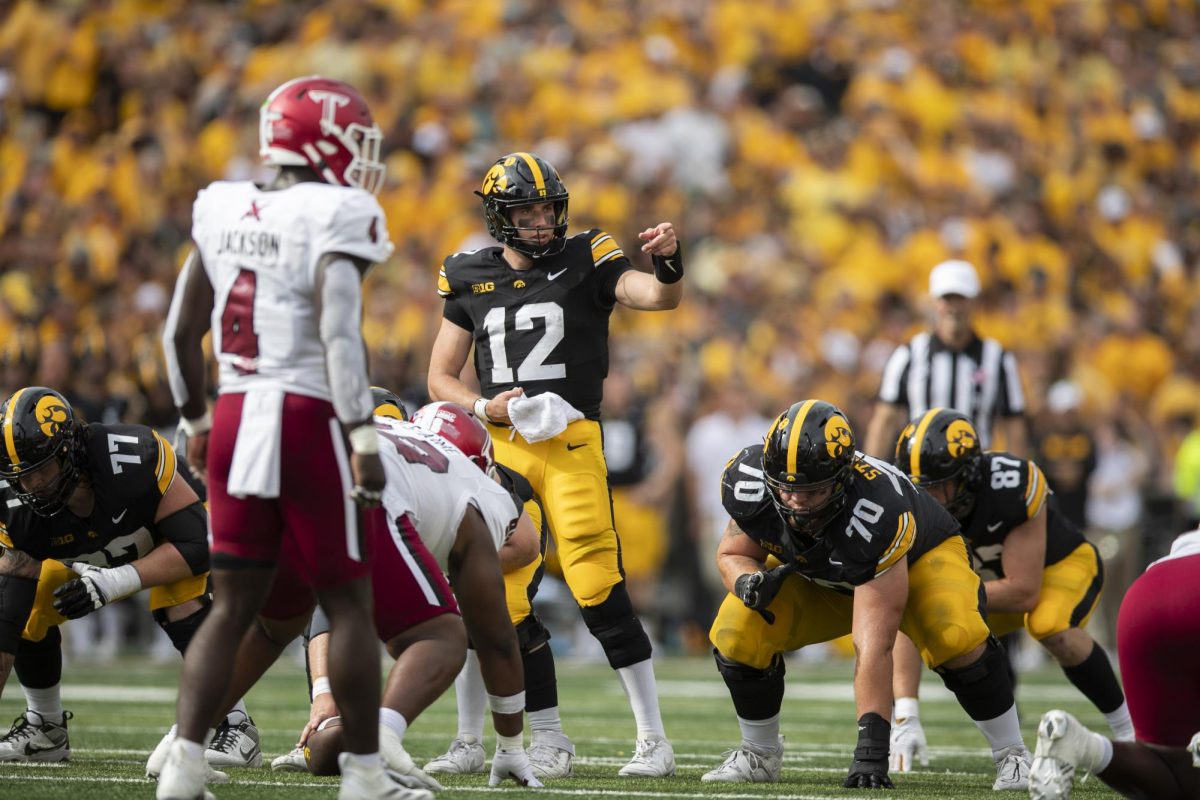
[152,430,178,495]
[909,407,943,482]
[1025,461,1048,519]
[877,511,916,574]
[3,387,28,468]
[786,399,817,475]
[514,152,546,196]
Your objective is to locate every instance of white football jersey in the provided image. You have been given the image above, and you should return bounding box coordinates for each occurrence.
[191,180,393,398]
[374,418,520,571]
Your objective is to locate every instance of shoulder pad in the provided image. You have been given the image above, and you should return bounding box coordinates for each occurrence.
[720,445,771,520]
[838,474,917,572]
[437,248,493,298]
[582,229,626,269]
[86,424,178,499]
[319,187,392,264]
[983,452,1049,521]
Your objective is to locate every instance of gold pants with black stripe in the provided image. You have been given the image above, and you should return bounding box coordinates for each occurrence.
[504,495,545,625]
[490,419,621,608]
[22,559,209,643]
[710,536,991,669]
[986,542,1103,640]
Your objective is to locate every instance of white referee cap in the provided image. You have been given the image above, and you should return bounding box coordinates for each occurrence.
[929,259,980,299]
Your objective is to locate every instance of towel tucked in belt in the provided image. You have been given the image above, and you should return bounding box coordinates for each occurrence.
[507,392,585,444]
[227,389,284,498]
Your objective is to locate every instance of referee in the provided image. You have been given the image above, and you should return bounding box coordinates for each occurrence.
[863,259,1028,459]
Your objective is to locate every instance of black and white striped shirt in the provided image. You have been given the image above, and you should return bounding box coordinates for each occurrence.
[877,331,1025,447]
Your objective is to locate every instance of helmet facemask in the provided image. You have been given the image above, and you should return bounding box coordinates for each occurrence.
[484,195,569,259]
[764,466,852,542]
[913,458,980,522]
[2,427,85,517]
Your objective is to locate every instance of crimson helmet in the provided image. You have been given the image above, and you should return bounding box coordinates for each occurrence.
[411,401,494,472]
[259,76,385,194]
[0,387,88,516]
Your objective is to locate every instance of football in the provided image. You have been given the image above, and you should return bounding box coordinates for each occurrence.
[304,716,344,776]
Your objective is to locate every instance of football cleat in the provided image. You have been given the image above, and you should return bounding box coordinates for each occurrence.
[527,729,575,780]
[147,730,230,784]
[1029,710,1106,799]
[0,710,72,762]
[270,745,308,773]
[618,737,676,778]
[206,716,262,768]
[991,743,1031,791]
[156,737,217,800]
[337,752,433,800]
[423,736,486,774]
[701,737,782,783]
[379,724,443,790]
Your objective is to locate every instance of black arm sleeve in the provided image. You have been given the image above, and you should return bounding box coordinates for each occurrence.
[0,574,37,653]
[155,502,210,575]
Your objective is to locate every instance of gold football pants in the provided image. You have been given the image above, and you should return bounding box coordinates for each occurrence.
[986,542,1103,640]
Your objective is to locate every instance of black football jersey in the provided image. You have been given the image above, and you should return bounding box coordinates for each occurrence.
[0,424,181,566]
[960,451,1085,579]
[721,446,961,593]
[437,229,634,419]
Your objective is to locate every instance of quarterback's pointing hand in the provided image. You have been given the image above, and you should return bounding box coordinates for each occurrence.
[638,222,678,256]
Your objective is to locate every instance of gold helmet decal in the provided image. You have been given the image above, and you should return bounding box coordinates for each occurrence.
[481,163,508,196]
[825,414,853,459]
[35,394,69,438]
[946,418,978,458]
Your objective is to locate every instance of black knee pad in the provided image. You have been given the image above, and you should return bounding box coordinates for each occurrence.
[578,581,651,669]
[935,635,1015,721]
[15,626,62,689]
[520,632,558,713]
[515,614,551,655]
[714,650,786,721]
[154,599,212,656]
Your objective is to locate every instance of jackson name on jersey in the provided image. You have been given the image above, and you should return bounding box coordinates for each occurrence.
[436,229,633,420]
[721,447,961,592]
[0,424,180,567]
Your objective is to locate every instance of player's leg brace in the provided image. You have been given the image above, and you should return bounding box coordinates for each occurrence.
[714,650,786,722]
[153,596,212,656]
[516,615,556,713]
[578,581,651,670]
[14,626,63,692]
[935,635,1015,721]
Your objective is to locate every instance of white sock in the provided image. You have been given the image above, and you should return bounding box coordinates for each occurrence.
[737,712,781,753]
[1092,733,1114,772]
[22,684,63,724]
[456,650,487,742]
[616,658,666,740]
[975,705,1025,756]
[226,699,249,726]
[341,751,380,769]
[1103,702,1135,742]
[380,707,407,739]
[177,737,205,758]
[528,707,563,734]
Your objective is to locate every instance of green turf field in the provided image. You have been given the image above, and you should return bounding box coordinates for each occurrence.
[0,653,1119,798]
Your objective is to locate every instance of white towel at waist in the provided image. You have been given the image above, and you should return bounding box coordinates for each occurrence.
[227,388,284,498]
[507,392,585,444]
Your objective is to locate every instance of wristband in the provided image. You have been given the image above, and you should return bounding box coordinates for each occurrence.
[652,242,684,284]
[311,676,332,701]
[348,424,379,455]
[473,396,492,424]
[178,410,212,437]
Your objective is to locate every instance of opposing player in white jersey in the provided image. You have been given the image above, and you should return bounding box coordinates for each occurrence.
[159,75,406,800]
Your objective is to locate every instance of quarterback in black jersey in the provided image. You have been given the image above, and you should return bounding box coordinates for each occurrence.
[428,151,681,777]
[0,387,218,763]
[886,409,1133,774]
[703,399,1030,791]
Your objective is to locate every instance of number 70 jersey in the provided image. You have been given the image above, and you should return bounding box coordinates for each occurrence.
[190,180,392,398]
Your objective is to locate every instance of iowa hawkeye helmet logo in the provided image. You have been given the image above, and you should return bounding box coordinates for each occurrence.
[35,394,69,438]
[946,418,978,458]
[825,414,853,458]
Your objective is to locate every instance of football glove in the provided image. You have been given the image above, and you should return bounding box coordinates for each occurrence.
[52,563,141,619]
[488,747,544,788]
[734,562,795,624]
[1188,731,1200,768]
[844,712,894,789]
[888,715,929,772]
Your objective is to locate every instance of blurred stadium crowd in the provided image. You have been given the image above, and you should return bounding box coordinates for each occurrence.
[2,0,1200,654]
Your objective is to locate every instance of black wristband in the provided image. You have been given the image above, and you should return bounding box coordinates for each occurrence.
[854,711,891,762]
[652,242,684,284]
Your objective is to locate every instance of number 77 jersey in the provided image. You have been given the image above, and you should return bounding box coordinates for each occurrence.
[720,446,963,591]
[436,229,633,420]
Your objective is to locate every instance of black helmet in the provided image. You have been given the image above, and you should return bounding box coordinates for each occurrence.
[762,399,856,538]
[371,386,407,421]
[0,387,87,516]
[476,152,569,258]
[894,407,982,521]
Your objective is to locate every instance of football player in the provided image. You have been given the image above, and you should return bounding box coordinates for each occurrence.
[427,151,682,777]
[704,400,1031,790]
[413,401,574,781]
[1030,526,1200,800]
[159,75,405,800]
[887,409,1132,775]
[0,387,255,768]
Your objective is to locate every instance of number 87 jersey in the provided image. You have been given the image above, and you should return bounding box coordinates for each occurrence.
[436,228,633,421]
[721,446,963,591]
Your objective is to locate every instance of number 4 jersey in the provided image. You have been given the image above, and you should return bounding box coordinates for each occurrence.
[436,229,633,420]
[190,180,392,399]
[721,446,961,591]
[0,424,182,567]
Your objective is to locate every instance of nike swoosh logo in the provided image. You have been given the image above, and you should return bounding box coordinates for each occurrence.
[547,268,568,280]
[112,509,127,524]
[828,557,843,566]
[24,740,60,756]
[987,522,1004,533]
[566,442,587,451]
[664,258,677,272]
